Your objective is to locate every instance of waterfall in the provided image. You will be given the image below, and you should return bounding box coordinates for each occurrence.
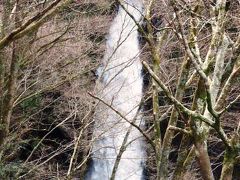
[86,0,145,179]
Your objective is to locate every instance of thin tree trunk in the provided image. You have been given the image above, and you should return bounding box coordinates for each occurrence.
[172,138,195,180]
[110,125,132,180]
[110,106,142,180]
[159,58,191,179]
[0,0,20,146]
[152,47,162,180]
[0,39,20,146]
[0,0,12,141]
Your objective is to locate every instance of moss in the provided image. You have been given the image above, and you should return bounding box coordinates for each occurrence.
[0,161,25,179]
[20,94,41,113]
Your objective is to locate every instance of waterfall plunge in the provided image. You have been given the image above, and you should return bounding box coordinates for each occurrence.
[86,1,145,179]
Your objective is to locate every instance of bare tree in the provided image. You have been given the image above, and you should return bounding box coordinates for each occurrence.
[0,0,109,178]
[117,0,240,179]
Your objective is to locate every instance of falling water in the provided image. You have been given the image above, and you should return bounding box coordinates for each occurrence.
[86,0,145,179]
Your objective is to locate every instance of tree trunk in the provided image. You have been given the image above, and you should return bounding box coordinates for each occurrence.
[172,138,195,180]
[220,149,236,180]
[194,140,214,180]
[160,58,191,179]
[0,0,20,146]
[152,48,162,180]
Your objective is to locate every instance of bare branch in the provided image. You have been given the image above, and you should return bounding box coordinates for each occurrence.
[0,0,72,49]
[88,92,155,150]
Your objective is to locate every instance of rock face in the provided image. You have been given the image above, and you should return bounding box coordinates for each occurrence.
[86,0,146,179]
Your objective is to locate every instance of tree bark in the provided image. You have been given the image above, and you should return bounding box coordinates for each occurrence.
[194,140,214,180]
[0,0,20,146]
[159,58,191,179]
[220,149,236,180]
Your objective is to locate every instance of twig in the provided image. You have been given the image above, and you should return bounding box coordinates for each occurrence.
[168,125,191,135]
[142,61,215,127]
[219,94,240,115]
[88,92,155,149]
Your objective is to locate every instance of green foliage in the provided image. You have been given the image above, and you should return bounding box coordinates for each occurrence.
[0,162,24,179]
[20,95,41,112]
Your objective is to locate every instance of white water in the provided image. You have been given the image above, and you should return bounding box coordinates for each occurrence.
[86,0,145,179]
